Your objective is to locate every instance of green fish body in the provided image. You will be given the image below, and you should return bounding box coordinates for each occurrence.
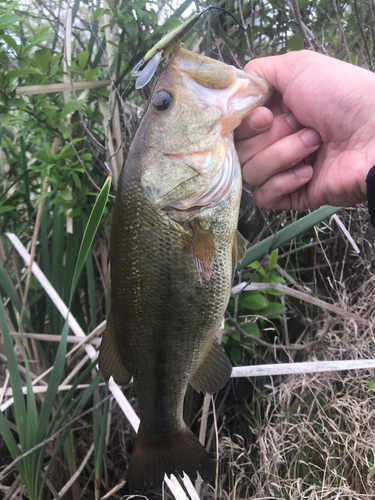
[99,47,273,491]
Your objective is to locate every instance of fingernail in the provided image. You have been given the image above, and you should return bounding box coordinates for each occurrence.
[248,111,269,131]
[285,113,303,130]
[294,165,312,180]
[301,129,321,147]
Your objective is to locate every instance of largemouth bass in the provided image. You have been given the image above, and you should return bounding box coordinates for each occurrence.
[99,47,273,491]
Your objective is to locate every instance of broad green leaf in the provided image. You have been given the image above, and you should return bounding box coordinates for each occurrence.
[241,321,261,338]
[248,261,267,277]
[268,248,278,270]
[0,13,21,29]
[0,205,15,213]
[78,50,89,70]
[230,345,242,365]
[287,34,305,51]
[158,16,182,33]
[34,48,51,72]
[9,98,27,111]
[260,302,287,316]
[94,7,103,19]
[6,68,43,79]
[229,330,241,342]
[240,292,269,311]
[60,99,86,119]
[1,34,18,51]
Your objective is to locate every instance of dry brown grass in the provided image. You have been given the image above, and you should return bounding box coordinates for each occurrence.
[216,206,375,500]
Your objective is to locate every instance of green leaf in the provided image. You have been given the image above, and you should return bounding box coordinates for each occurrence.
[0,13,21,29]
[0,410,21,462]
[60,188,72,201]
[36,320,69,443]
[60,99,86,118]
[297,0,308,8]
[6,68,43,79]
[240,292,269,311]
[9,97,27,111]
[78,50,89,70]
[237,206,342,271]
[34,48,51,72]
[268,248,278,270]
[92,87,109,97]
[260,302,287,316]
[94,7,103,19]
[248,261,267,277]
[230,345,242,365]
[240,321,261,338]
[69,175,111,304]
[72,172,81,189]
[0,205,15,213]
[0,295,27,448]
[1,34,18,51]
[229,330,241,342]
[84,67,100,80]
[158,16,183,33]
[287,34,305,51]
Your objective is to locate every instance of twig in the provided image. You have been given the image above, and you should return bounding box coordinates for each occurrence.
[231,282,365,322]
[289,0,314,49]
[353,0,375,71]
[225,314,324,351]
[58,443,94,497]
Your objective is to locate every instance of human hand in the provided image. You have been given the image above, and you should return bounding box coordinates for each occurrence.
[235,50,375,210]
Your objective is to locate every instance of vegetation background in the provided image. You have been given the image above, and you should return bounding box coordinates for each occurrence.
[0,0,375,499]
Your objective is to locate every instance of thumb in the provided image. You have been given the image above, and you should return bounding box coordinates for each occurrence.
[244,50,314,95]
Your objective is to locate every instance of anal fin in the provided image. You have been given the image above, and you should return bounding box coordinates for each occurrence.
[98,312,132,385]
[190,339,232,395]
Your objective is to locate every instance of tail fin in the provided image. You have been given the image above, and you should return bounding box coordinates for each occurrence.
[126,425,214,492]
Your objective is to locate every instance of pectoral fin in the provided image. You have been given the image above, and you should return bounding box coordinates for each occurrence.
[98,312,132,385]
[190,339,232,394]
[191,221,215,283]
[232,230,247,276]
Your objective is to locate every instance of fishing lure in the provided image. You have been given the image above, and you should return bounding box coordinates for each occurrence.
[132,6,246,89]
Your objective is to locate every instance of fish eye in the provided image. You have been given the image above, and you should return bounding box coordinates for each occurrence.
[152,91,174,112]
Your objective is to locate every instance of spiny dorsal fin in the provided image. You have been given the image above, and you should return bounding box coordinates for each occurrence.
[190,339,232,395]
[191,221,215,284]
[98,312,132,385]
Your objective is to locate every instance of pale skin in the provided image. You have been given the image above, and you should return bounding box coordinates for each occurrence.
[235,50,375,211]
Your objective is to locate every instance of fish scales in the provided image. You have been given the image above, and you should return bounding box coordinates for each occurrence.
[99,47,273,491]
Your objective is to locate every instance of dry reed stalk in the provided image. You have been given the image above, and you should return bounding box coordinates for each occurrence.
[102,0,123,184]
[16,80,112,96]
